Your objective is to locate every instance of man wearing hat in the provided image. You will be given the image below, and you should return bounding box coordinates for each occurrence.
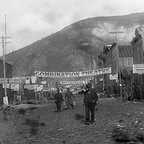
[83,82,98,124]
[65,88,74,109]
[54,88,63,112]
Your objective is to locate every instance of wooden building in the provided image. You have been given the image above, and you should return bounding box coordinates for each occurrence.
[98,43,133,97]
[118,45,133,71]
[98,43,133,73]
[131,27,144,99]
[98,27,144,99]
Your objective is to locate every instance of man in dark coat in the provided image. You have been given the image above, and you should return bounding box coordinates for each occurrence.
[65,88,74,109]
[84,83,98,124]
[54,89,63,112]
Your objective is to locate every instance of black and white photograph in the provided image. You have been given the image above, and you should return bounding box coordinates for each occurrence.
[0,0,144,143]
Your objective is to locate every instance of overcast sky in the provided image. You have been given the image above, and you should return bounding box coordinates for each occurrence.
[0,0,144,55]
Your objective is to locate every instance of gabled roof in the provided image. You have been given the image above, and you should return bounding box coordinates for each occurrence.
[103,42,117,54]
[118,45,133,57]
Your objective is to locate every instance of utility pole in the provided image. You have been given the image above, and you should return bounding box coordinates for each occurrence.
[89,55,95,86]
[102,55,105,92]
[1,15,11,105]
[2,35,8,105]
[109,31,124,100]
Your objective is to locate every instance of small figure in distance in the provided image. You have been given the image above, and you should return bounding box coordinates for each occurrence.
[65,88,74,109]
[54,88,63,112]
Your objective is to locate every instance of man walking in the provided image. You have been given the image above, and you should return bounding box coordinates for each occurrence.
[84,83,98,124]
[54,88,63,112]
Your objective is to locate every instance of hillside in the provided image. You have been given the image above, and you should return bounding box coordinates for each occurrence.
[6,12,144,76]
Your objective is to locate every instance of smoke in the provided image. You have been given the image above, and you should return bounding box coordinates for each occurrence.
[92,22,140,44]
[135,26,144,51]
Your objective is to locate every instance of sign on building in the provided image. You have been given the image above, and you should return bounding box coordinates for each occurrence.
[133,64,144,74]
[11,84,20,91]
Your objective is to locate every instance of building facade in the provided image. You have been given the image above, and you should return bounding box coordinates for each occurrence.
[98,27,144,99]
[98,43,133,73]
[131,27,144,99]
[118,45,133,71]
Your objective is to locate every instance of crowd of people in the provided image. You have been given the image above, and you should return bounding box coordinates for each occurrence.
[1,81,99,125]
[54,87,75,112]
[54,82,99,125]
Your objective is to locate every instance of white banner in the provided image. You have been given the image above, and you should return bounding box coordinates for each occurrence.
[24,84,38,90]
[34,67,111,78]
[0,78,8,83]
[109,74,118,80]
[2,83,10,89]
[60,81,85,85]
[41,81,47,84]
[11,84,20,91]
[0,77,25,84]
[36,85,43,92]
[133,64,144,74]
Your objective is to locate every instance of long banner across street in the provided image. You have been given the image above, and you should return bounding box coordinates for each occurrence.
[34,67,111,78]
[0,67,111,91]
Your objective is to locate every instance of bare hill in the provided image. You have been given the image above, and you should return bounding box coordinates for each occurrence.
[6,12,144,76]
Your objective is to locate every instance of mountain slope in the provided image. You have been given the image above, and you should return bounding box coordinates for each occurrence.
[6,12,144,76]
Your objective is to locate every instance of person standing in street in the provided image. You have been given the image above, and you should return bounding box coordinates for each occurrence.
[83,83,98,124]
[65,88,74,109]
[54,88,63,112]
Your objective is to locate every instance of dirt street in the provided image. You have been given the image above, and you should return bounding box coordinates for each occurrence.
[0,97,144,144]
